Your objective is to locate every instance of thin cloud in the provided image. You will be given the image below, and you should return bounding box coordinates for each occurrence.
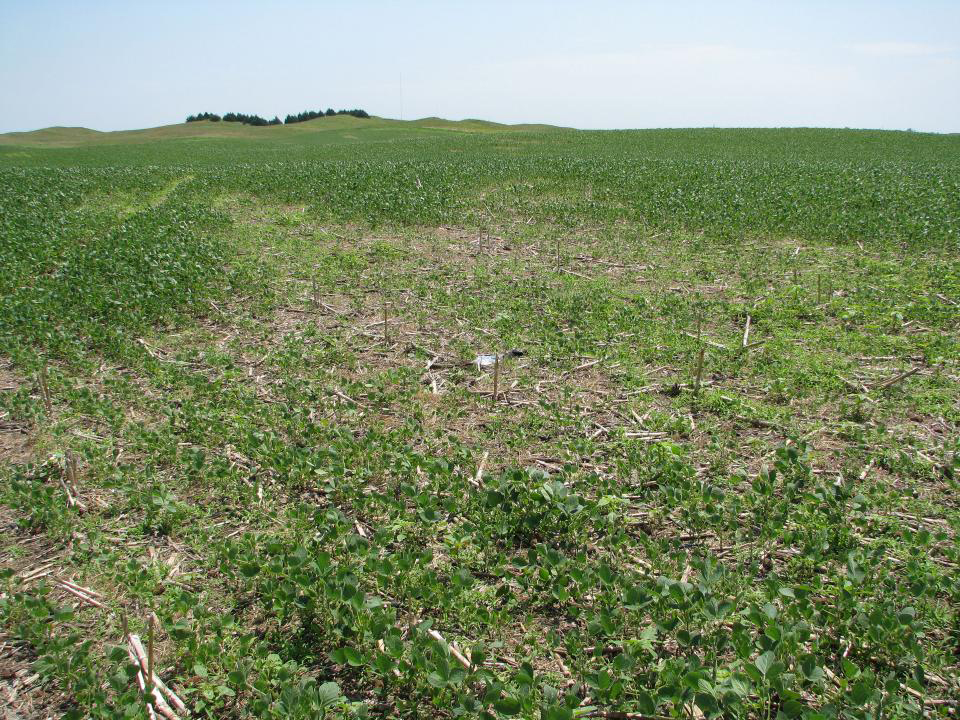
[850,42,954,58]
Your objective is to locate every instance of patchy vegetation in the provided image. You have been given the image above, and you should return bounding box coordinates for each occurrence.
[0,125,958,719]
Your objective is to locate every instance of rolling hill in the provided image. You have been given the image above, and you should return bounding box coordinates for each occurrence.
[0,115,566,148]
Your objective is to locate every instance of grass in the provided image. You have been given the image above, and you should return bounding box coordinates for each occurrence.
[0,115,562,149]
[0,119,958,720]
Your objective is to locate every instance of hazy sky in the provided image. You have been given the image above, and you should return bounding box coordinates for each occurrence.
[2,0,958,133]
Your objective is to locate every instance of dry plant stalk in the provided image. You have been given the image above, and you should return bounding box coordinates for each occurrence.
[131,660,159,720]
[58,475,78,509]
[55,579,107,609]
[427,629,472,671]
[694,347,706,392]
[471,450,489,488]
[128,641,179,720]
[129,632,187,718]
[19,563,56,582]
[567,358,601,374]
[683,332,726,350]
[58,452,86,511]
[58,577,104,597]
[491,354,500,406]
[66,452,80,495]
[871,366,920,390]
[147,614,155,696]
[37,365,52,413]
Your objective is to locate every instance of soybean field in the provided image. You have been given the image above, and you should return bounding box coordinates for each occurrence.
[1,118,959,720]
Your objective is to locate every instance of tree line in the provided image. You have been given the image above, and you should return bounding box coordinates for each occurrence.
[284,108,370,124]
[185,108,370,126]
[185,112,280,126]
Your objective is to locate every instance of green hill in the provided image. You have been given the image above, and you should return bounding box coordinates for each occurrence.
[1,110,959,720]
[0,115,564,148]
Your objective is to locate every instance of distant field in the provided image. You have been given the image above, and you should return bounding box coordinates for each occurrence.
[0,120,958,719]
[0,116,563,149]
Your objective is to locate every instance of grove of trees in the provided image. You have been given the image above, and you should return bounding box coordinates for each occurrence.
[185,108,370,125]
[185,112,221,122]
[284,108,370,124]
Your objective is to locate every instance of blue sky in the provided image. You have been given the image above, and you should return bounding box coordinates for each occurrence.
[1,0,958,133]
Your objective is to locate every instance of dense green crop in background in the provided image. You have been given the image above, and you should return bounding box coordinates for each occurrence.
[0,122,958,719]
[3,126,959,244]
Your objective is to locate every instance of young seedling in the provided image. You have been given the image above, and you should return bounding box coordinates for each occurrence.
[816,273,822,305]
